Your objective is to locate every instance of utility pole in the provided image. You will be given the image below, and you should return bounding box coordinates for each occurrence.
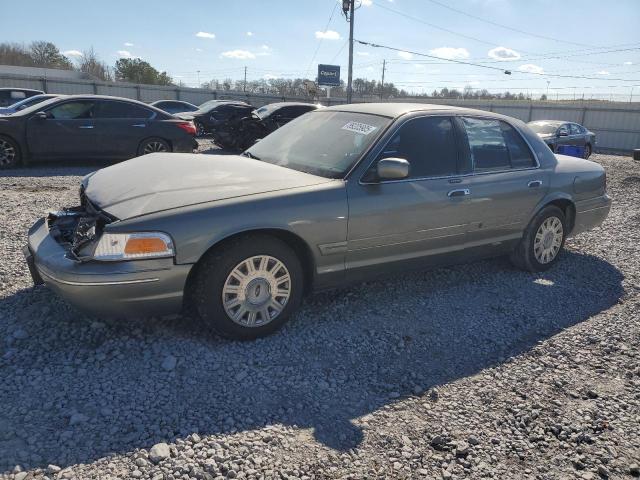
[380,59,386,100]
[345,0,355,103]
[630,86,635,103]
[243,66,247,92]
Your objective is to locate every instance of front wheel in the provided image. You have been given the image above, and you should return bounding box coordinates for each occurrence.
[584,144,592,159]
[192,235,304,340]
[0,135,21,169]
[510,206,567,272]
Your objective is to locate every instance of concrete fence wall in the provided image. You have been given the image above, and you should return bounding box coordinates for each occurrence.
[2,73,639,153]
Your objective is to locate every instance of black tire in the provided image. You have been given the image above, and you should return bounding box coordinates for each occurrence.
[0,135,21,169]
[192,234,304,340]
[510,205,567,272]
[137,137,171,156]
[584,143,592,159]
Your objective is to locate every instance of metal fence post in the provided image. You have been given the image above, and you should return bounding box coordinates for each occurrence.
[176,88,181,100]
[136,85,141,101]
[92,82,98,95]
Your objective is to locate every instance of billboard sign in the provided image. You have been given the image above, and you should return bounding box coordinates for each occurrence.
[318,64,341,87]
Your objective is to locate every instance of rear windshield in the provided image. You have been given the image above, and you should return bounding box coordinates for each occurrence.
[528,122,559,135]
[245,111,391,178]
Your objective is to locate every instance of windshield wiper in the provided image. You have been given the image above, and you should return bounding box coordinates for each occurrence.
[242,151,261,160]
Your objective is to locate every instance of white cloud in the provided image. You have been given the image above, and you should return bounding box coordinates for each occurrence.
[487,46,520,61]
[124,42,134,47]
[518,63,544,74]
[117,50,133,58]
[429,47,470,60]
[257,45,272,56]
[221,49,256,60]
[195,31,216,39]
[356,51,370,56]
[263,74,278,80]
[596,70,611,75]
[315,30,341,40]
[63,50,83,57]
[361,0,373,5]
[246,31,253,36]
[397,51,413,60]
[624,61,633,65]
[195,48,203,52]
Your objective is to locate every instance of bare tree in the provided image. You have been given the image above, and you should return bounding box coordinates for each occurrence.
[77,47,112,81]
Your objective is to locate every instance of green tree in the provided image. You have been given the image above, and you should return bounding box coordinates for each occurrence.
[114,58,173,85]
[29,41,73,69]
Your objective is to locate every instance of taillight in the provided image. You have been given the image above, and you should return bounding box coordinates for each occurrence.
[176,121,196,136]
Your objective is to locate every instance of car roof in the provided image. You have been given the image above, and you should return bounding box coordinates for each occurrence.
[0,88,44,93]
[259,102,318,109]
[528,120,566,125]
[323,102,492,119]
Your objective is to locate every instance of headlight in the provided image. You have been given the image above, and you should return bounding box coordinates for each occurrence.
[93,232,174,261]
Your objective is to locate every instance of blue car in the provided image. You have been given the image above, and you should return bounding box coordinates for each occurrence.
[0,94,59,115]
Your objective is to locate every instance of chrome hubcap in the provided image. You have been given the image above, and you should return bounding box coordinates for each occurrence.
[222,255,291,327]
[143,141,168,154]
[534,216,563,264]
[0,139,16,166]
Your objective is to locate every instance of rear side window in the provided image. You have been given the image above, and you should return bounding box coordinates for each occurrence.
[96,101,153,119]
[570,123,582,135]
[48,101,95,119]
[462,118,536,171]
[381,116,458,179]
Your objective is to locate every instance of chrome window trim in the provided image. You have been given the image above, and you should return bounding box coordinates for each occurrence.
[358,112,541,186]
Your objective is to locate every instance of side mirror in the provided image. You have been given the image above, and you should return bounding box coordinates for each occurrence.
[377,157,410,180]
[34,111,48,120]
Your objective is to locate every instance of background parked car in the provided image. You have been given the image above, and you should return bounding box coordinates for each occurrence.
[150,100,199,115]
[0,88,44,107]
[0,95,197,168]
[255,102,321,133]
[0,94,59,115]
[177,100,259,149]
[528,120,595,158]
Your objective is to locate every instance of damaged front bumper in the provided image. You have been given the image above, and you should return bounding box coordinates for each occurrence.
[25,216,192,318]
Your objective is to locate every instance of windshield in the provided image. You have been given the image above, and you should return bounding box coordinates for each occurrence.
[528,122,559,135]
[245,110,391,178]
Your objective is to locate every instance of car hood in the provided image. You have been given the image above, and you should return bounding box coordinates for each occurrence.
[83,153,332,220]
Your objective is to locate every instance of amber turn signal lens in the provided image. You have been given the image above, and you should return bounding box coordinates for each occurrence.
[124,237,169,255]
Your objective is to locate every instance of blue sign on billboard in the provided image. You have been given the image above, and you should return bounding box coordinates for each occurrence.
[318,64,341,87]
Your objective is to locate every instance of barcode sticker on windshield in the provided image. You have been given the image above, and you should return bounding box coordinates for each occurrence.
[342,121,377,135]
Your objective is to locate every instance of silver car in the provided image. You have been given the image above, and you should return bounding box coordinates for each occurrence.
[25,103,611,339]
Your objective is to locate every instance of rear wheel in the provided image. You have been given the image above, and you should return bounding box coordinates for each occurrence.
[192,235,304,340]
[194,121,207,137]
[510,206,567,272]
[584,143,592,159]
[0,136,21,169]
[138,138,171,156]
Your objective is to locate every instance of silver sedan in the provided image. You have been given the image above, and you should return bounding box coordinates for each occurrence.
[25,103,611,339]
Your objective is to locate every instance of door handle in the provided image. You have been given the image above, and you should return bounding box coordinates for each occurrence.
[447,188,471,197]
[131,123,146,128]
[78,125,94,129]
[528,180,543,188]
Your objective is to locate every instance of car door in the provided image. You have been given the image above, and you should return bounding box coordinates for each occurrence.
[449,116,548,243]
[345,115,474,279]
[93,100,155,158]
[26,100,99,160]
[569,123,587,150]
[555,123,572,151]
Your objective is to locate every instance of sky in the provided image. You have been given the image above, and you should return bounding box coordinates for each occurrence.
[3,0,640,99]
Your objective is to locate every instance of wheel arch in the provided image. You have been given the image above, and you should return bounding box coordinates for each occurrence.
[532,193,576,234]
[183,228,317,309]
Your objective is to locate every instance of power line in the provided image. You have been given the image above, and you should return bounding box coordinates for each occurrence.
[304,1,339,78]
[356,40,640,82]
[422,0,595,48]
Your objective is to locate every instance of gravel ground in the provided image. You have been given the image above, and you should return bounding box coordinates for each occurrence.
[0,152,639,480]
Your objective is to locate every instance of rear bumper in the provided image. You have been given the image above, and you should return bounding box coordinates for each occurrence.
[26,217,192,317]
[571,194,611,236]
[174,136,198,152]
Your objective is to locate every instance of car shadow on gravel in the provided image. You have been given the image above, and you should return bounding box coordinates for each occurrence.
[0,250,624,472]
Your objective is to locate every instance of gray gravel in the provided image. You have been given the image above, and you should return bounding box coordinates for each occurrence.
[1,152,639,479]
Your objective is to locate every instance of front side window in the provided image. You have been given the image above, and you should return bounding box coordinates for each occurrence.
[378,116,458,179]
[462,117,536,171]
[48,101,94,119]
[557,124,569,136]
[245,111,391,178]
